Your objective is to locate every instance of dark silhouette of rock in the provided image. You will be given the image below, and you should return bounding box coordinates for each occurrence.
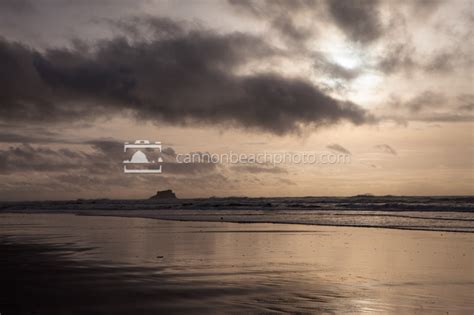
[149,189,177,200]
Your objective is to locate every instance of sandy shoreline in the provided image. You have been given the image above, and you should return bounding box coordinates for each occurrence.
[1,213,473,313]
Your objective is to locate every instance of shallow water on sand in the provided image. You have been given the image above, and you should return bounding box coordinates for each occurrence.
[1,213,473,313]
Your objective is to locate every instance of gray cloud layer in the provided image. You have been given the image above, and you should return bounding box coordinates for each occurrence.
[380,91,474,123]
[326,0,383,44]
[375,144,397,156]
[327,143,351,155]
[0,141,292,199]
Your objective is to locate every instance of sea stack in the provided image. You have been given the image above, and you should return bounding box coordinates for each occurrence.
[149,189,177,200]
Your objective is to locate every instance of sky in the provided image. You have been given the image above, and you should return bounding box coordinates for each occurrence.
[0,0,472,200]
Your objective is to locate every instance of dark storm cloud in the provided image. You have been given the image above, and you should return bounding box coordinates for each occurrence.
[228,0,320,18]
[0,131,65,143]
[409,0,443,17]
[0,19,373,135]
[271,15,313,43]
[380,112,474,124]
[85,139,124,156]
[228,0,319,44]
[415,114,474,122]
[108,15,187,40]
[376,43,416,75]
[376,42,470,76]
[0,142,128,176]
[0,141,219,177]
[0,0,147,47]
[326,0,383,44]
[0,144,97,174]
[423,51,454,73]
[0,141,236,200]
[377,48,463,76]
[404,91,446,113]
[326,144,351,155]
[229,0,385,45]
[381,92,474,123]
[374,144,397,156]
[0,0,34,13]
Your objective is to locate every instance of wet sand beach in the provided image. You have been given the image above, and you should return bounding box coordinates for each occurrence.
[1,213,473,314]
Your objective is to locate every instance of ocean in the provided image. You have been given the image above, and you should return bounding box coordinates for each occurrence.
[1,195,473,232]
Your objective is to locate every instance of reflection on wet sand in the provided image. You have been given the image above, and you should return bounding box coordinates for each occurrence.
[0,213,473,313]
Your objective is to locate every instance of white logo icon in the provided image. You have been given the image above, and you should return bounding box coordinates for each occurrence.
[123,140,163,173]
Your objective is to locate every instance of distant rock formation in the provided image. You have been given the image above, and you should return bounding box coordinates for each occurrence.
[149,189,177,200]
[351,193,375,198]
